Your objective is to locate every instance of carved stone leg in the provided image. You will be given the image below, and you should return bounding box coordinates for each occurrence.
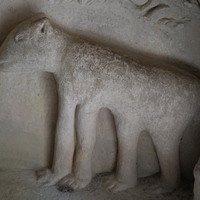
[105,116,143,192]
[36,100,76,186]
[59,104,98,190]
[150,133,181,194]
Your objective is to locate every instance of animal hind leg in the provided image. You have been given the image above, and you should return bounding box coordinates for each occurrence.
[150,130,182,194]
[105,115,144,192]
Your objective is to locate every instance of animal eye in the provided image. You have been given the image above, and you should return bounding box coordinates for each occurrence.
[41,25,45,33]
[15,34,24,42]
[40,24,46,34]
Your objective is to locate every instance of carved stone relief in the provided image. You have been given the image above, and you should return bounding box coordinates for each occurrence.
[184,0,200,8]
[0,14,200,194]
[121,0,192,29]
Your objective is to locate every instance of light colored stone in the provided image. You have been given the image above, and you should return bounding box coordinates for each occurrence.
[0,170,193,200]
[0,15,200,194]
[0,0,199,192]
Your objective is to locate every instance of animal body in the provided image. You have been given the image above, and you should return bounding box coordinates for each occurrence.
[0,14,199,193]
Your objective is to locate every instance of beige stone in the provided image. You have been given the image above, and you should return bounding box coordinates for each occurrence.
[0,14,200,194]
[0,0,199,194]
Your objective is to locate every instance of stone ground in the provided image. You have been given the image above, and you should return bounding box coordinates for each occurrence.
[0,169,193,200]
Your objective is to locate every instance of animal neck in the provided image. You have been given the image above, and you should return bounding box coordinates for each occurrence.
[42,29,68,73]
[49,29,72,74]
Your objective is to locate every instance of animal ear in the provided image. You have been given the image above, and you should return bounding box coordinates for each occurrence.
[15,33,24,42]
[37,17,53,36]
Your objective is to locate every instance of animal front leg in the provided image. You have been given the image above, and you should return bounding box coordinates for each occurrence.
[59,105,98,190]
[36,99,76,186]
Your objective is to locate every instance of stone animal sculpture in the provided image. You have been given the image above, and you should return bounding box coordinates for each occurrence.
[194,158,200,200]
[0,14,200,194]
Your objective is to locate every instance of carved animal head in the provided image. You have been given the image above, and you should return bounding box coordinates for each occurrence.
[0,14,58,73]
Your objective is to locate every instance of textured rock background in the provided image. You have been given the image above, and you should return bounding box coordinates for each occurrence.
[0,0,200,180]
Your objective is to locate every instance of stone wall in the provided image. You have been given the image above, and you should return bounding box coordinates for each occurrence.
[0,0,200,180]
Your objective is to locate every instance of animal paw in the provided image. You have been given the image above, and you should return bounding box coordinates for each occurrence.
[36,168,65,186]
[58,174,91,190]
[148,179,176,194]
[105,175,136,192]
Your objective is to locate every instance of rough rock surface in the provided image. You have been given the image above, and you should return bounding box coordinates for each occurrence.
[0,0,199,181]
[0,170,193,200]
